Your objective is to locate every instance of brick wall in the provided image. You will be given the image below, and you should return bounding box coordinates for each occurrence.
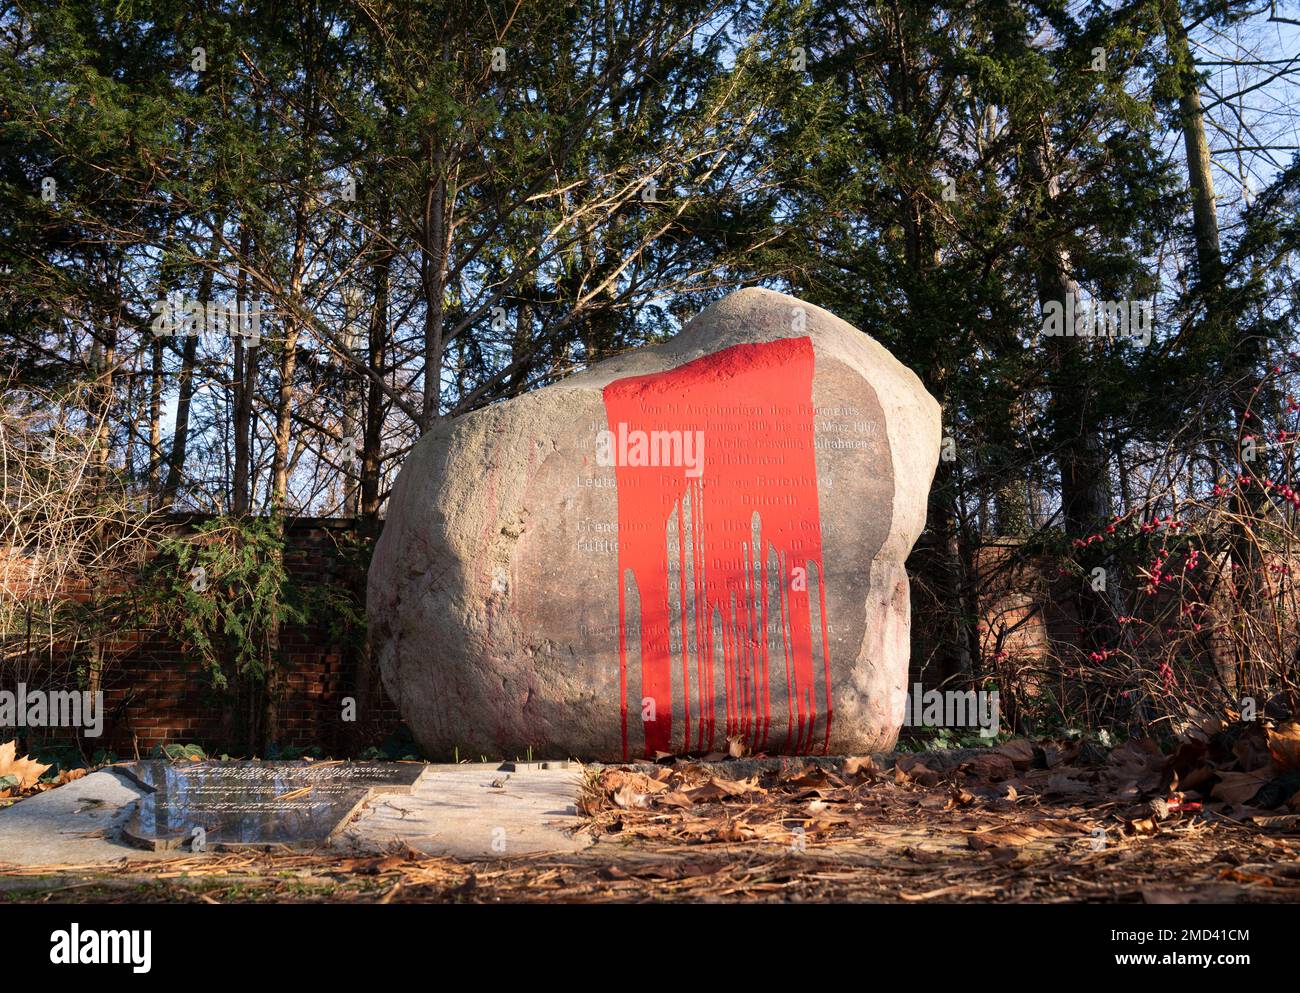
[11,521,1160,758]
[3,517,402,758]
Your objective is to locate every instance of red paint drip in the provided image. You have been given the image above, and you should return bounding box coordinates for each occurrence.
[603,336,832,759]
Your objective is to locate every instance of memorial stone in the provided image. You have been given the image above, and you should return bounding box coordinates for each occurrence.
[369,288,940,759]
[118,760,427,850]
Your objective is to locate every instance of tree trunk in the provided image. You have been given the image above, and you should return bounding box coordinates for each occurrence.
[91,281,118,488]
[271,200,308,509]
[232,224,256,516]
[360,242,391,524]
[420,152,448,431]
[1163,0,1258,695]
[1162,2,1222,289]
[160,328,199,509]
[1027,136,1111,536]
[340,288,362,516]
[148,337,163,502]
[161,225,223,510]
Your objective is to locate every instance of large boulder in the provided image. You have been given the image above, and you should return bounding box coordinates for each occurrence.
[369,288,940,760]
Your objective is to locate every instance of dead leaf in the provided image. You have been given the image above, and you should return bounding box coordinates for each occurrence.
[958,752,1017,782]
[782,766,843,791]
[1217,866,1277,885]
[1266,723,1300,772]
[843,755,883,778]
[683,776,765,802]
[601,770,669,795]
[1183,706,1225,739]
[613,786,650,809]
[1249,813,1300,831]
[1232,724,1274,771]
[1036,743,1064,768]
[1105,737,1167,794]
[1244,770,1300,809]
[657,791,693,808]
[1166,739,1212,794]
[715,819,753,842]
[994,739,1035,770]
[894,758,941,787]
[1211,766,1278,804]
[0,740,51,790]
[1045,772,1094,796]
[726,736,751,759]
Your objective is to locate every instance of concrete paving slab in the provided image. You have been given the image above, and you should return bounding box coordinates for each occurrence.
[0,761,592,869]
[335,762,592,858]
[0,769,176,868]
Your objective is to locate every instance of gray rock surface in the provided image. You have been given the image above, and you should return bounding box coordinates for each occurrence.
[337,762,590,858]
[0,769,169,867]
[0,762,590,870]
[370,288,940,760]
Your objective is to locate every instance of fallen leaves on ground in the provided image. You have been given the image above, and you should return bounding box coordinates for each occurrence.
[4,804,1298,904]
[1168,718,1300,818]
[0,741,51,795]
[565,720,1300,902]
[8,723,1300,904]
[0,741,87,802]
[578,746,1115,856]
[1266,722,1300,771]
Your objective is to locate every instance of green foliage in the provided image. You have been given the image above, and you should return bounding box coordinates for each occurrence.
[3,0,1297,751]
[263,742,323,760]
[150,742,207,761]
[29,741,116,776]
[300,528,370,657]
[896,728,1007,752]
[145,516,307,691]
[358,725,422,762]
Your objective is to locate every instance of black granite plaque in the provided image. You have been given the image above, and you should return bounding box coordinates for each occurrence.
[117,760,428,851]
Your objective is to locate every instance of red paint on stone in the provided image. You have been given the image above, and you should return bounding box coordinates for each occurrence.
[602,336,832,759]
